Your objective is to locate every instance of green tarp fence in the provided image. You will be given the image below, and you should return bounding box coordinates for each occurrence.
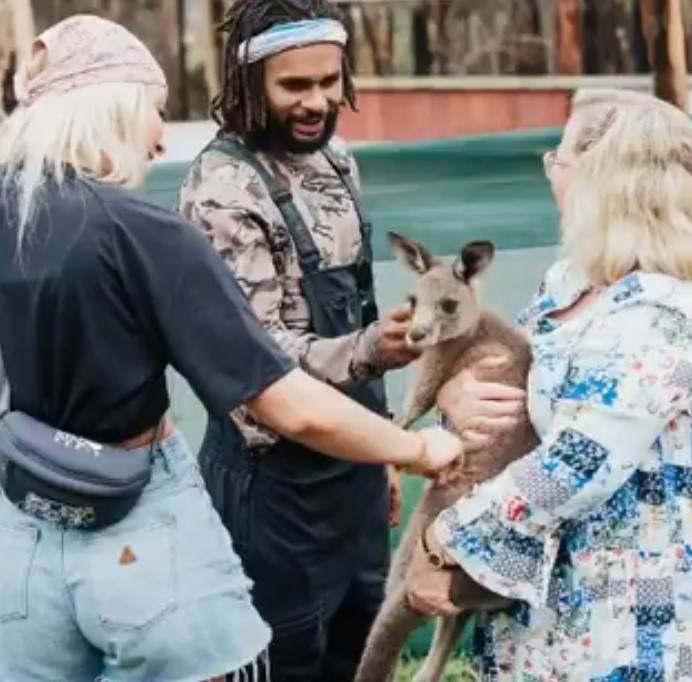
[146,126,562,258]
[144,127,563,656]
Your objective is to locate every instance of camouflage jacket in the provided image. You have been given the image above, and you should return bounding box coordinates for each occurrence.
[177,135,384,450]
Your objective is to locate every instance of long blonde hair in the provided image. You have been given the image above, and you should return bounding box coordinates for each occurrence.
[0,45,164,246]
[560,88,692,286]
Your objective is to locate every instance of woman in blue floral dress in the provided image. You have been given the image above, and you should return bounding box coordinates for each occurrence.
[405,88,692,681]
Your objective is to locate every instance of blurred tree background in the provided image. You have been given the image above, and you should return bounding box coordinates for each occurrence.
[0,0,690,121]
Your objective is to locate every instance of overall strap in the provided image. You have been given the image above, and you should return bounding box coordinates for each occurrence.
[321,146,373,261]
[321,145,379,326]
[206,134,322,274]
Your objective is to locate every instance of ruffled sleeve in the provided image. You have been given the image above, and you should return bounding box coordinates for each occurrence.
[433,300,692,608]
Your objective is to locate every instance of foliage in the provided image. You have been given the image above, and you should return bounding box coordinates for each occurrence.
[397,655,481,682]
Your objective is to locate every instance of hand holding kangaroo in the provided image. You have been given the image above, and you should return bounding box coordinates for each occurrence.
[436,356,527,455]
[354,232,539,682]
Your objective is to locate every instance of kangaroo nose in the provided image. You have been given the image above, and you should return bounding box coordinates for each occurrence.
[408,327,427,344]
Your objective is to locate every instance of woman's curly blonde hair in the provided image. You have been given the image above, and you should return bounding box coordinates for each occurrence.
[560,88,692,286]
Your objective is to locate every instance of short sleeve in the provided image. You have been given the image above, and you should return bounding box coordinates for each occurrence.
[108,193,296,416]
[434,302,692,608]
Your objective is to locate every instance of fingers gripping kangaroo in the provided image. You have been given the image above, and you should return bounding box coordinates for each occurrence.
[354,232,539,682]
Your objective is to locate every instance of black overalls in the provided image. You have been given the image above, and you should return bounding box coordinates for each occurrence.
[197,135,391,682]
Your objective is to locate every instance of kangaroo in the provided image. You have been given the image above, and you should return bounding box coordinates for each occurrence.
[354,232,539,682]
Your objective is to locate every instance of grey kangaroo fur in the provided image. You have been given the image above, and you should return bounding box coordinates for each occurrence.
[354,232,539,682]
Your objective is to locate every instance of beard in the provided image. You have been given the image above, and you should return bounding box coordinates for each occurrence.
[248,104,340,156]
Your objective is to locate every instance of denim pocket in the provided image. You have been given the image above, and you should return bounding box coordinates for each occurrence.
[0,523,38,622]
[87,520,176,631]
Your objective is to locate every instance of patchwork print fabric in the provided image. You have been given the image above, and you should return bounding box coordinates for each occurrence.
[436,264,692,680]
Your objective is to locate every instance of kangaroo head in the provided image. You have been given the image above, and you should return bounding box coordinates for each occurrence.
[388,231,495,350]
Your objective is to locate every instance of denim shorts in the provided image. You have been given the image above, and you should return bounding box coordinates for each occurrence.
[0,430,271,682]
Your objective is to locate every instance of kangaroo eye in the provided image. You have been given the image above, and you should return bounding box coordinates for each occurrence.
[407,295,417,309]
[439,299,458,315]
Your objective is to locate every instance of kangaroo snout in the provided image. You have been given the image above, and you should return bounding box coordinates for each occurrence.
[406,325,435,349]
[407,327,427,343]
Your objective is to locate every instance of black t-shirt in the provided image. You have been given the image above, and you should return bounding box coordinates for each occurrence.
[0,168,295,442]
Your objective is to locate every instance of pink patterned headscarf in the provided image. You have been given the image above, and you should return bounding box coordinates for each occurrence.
[13,14,167,108]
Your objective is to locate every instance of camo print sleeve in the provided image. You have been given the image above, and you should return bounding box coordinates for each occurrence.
[178,149,383,388]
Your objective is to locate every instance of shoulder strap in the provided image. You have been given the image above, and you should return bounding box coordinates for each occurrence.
[321,146,373,252]
[206,134,321,273]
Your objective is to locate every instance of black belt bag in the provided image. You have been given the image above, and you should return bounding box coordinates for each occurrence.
[0,411,152,530]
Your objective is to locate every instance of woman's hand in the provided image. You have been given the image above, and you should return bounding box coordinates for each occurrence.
[405,525,460,617]
[437,356,526,452]
[412,426,463,475]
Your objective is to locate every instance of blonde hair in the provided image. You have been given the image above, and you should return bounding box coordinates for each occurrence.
[0,46,163,246]
[560,88,692,286]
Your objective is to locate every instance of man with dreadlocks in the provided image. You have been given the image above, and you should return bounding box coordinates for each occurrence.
[177,1,422,680]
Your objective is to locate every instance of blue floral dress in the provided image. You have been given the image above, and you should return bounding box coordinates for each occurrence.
[435,260,692,681]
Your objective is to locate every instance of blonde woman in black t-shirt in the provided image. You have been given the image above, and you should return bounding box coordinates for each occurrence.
[0,15,462,682]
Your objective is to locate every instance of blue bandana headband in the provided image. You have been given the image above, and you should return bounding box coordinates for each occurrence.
[237,19,348,64]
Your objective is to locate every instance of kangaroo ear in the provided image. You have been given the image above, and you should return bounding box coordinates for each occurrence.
[452,241,495,281]
[387,231,436,275]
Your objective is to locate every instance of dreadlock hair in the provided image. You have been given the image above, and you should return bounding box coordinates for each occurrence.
[212,0,357,139]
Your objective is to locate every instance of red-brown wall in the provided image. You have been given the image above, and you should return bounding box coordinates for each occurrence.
[334,76,689,142]
[338,87,572,141]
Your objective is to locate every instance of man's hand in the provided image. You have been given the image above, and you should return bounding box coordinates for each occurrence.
[387,465,402,528]
[375,306,421,369]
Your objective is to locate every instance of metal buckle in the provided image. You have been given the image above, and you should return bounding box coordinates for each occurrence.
[272,188,293,204]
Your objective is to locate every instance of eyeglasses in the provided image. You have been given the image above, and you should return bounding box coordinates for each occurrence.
[543,149,572,177]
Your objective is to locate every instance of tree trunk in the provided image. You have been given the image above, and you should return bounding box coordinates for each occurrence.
[157,0,187,119]
[200,0,219,101]
[581,0,599,74]
[0,0,14,117]
[632,0,651,73]
[433,0,453,75]
[390,3,411,75]
[642,0,688,110]
[556,0,582,75]
[336,3,358,73]
[536,0,556,74]
[0,0,14,70]
[361,5,389,76]
[108,0,137,26]
[412,1,433,75]
[512,0,546,76]
[0,0,36,117]
[9,0,36,63]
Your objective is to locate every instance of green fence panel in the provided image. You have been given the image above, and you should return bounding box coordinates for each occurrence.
[147,128,563,657]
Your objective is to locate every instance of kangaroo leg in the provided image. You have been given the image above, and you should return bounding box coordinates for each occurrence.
[397,351,449,429]
[411,614,466,682]
[354,583,427,682]
[387,498,430,586]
